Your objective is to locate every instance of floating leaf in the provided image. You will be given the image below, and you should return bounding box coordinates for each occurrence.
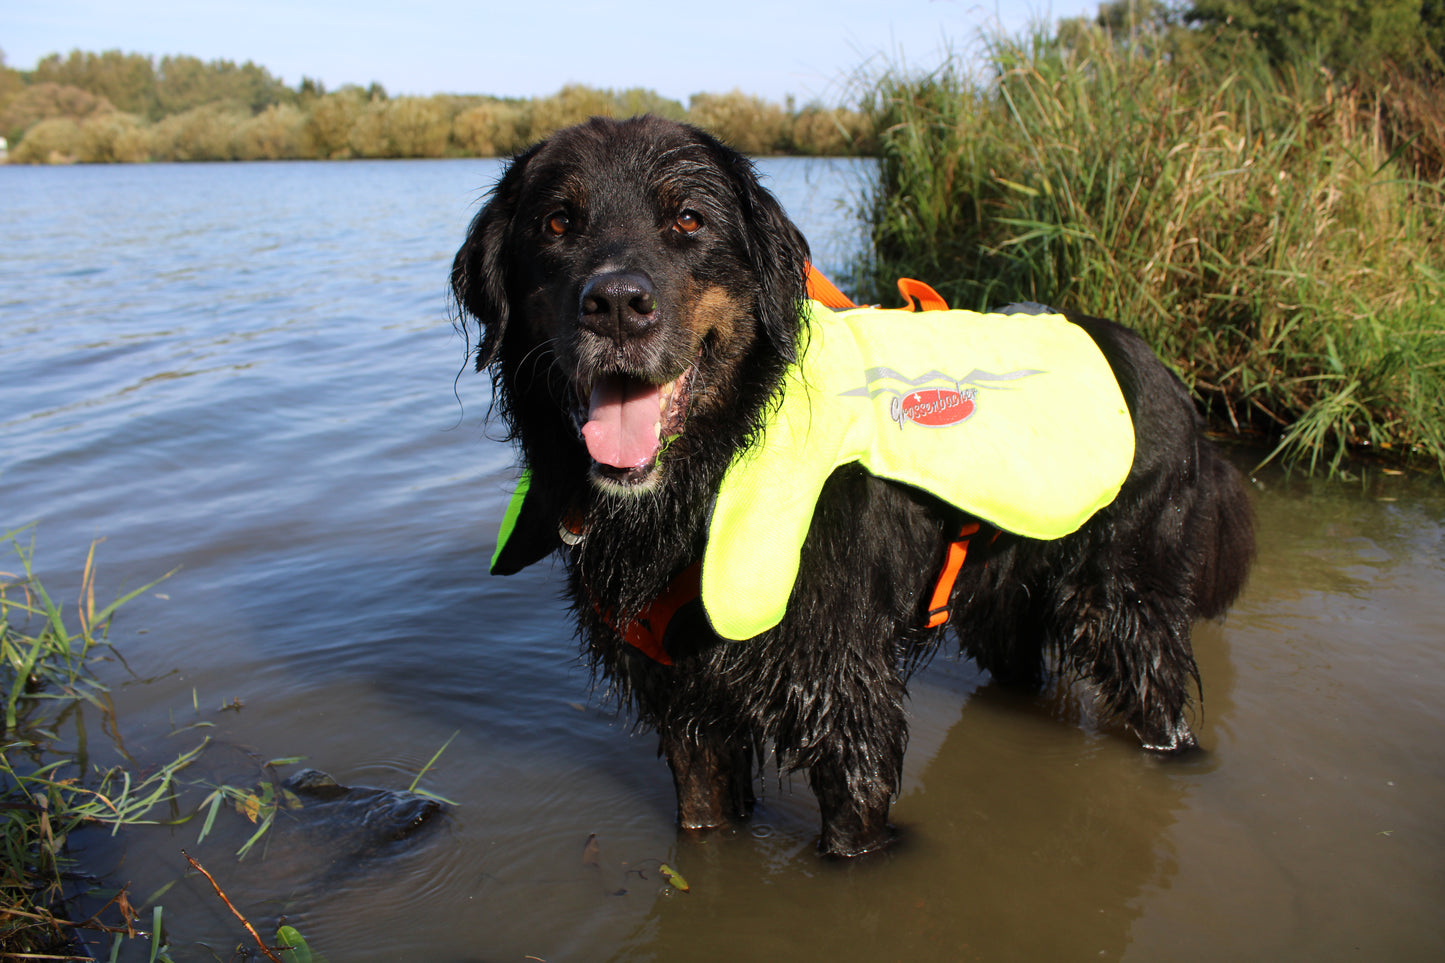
[658,863,689,892]
[237,793,261,823]
[275,924,315,963]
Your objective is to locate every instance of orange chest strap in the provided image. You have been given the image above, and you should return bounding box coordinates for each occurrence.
[603,562,700,667]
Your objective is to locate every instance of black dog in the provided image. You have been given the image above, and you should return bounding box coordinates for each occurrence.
[451,115,1254,856]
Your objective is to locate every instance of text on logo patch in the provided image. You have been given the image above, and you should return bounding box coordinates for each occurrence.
[894,386,977,428]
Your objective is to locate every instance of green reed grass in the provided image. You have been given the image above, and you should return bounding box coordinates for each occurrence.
[4,529,445,958]
[2,527,184,959]
[853,28,1445,474]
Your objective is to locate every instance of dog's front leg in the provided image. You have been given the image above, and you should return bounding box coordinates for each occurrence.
[661,731,755,831]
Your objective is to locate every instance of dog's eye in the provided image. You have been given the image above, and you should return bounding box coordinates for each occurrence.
[673,210,703,235]
[544,212,571,237]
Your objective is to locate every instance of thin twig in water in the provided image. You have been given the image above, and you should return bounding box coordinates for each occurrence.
[181,850,283,963]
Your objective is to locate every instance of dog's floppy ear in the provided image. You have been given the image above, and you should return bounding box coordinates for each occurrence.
[451,145,539,370]
[726,152,809,364]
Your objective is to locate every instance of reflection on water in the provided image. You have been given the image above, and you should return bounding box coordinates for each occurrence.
[2,160,1442,961]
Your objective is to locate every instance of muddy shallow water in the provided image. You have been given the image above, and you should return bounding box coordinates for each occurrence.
[2,159,1441,961]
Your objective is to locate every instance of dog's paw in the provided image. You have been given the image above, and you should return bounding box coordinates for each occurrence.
[1138,718,1201,755]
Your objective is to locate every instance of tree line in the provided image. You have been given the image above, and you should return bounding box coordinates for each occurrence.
[2,0,1441,165]
[0,49,872,163]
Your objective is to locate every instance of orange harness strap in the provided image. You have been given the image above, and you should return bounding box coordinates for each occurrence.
[595,562,701,667]
[925,522,980,628]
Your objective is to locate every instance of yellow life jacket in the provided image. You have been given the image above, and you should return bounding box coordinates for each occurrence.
[699,298,1133,640]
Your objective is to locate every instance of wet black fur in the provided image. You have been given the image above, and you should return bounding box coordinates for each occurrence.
[451,116,1255,857]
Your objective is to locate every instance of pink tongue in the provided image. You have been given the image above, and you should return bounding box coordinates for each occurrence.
[582,376,664,470]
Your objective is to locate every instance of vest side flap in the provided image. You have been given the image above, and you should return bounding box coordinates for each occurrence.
[490,470,562,575]
[701,308,868,641]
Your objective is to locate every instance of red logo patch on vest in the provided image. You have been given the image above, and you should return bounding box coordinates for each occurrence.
[894,386,977,428]
[840,365,1045,431]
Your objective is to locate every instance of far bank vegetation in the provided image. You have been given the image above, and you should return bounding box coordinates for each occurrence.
[0,50,872,163]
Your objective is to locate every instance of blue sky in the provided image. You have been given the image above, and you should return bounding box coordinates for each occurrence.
[3,1,1101,104]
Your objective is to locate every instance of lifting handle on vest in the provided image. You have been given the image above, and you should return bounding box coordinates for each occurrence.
[803,264,951,313]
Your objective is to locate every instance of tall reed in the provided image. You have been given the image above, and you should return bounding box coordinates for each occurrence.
[855,29,1445,473]
[2,530,183,958]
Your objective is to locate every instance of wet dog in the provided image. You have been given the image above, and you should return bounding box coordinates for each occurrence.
[451,115,1253,856]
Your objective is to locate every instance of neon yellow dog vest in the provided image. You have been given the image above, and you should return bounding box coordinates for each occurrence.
[493,298,1135,643]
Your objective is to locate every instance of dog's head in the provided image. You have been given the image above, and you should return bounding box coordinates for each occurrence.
[452,115,809,493]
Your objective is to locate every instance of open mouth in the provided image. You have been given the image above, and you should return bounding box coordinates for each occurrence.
[578,362,697,485]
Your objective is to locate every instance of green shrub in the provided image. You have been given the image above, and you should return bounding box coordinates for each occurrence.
[381,95,452,157]
[233,102,308,159]
[10,117,84,163]
[452,99,530,156]
[789,104,872,156]
[1,82,112,144]
[345,95,452,158]
[688,89,789,154]
[148,102,248,160]
[303,88,367,158]
[78,111,150,162]
[346,98,390,157]
[528,84,617,140]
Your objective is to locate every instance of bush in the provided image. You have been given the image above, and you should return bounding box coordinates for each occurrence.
[381,96,452,157]
[452,100,529,156]
[789,105,871,156]
[304,88,366,158]
[233,102,308,160]
[10,117,85,163]
[527,84,617,140]
[687,89,789,154]
[613,87,687,121]
[148,103,248,161]
[1,82,113,144]
[345,96,456,159]
[78,111,150,162]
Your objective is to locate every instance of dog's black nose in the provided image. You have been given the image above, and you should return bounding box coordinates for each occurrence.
[580,272,658,341]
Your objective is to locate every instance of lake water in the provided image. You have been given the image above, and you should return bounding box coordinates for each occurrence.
[2,157,1442,962]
